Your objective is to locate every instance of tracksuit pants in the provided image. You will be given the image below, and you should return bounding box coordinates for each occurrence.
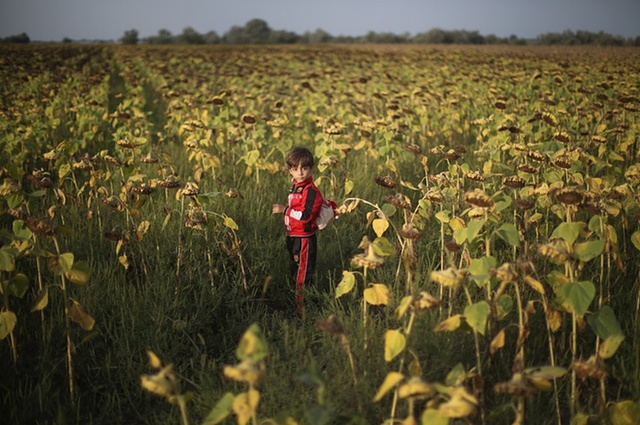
[286,234,317,316]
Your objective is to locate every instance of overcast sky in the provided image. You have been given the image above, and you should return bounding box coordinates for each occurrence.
[1,0,638,42]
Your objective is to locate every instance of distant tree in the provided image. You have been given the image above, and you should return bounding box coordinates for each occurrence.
[158,29,174,44]
[224,19,272,44]
[301,28,332,44]
[120,29,139,45]
[364,31,409,44]
[1,32,30,43]
[62,37,72,43]
[244,19,272,43]
[270,30,300,44]
[224,25,247,44]
[203,30,220,44]
[177,26,205,44]
[146,29,174,44]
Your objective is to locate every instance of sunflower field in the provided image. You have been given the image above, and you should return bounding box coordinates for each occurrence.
[1,43,640,425]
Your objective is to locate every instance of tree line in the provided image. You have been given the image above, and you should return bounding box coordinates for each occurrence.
[3,19,639,46]
[120,20,640,46]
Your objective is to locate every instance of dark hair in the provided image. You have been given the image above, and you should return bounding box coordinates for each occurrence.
[286,146,314,168]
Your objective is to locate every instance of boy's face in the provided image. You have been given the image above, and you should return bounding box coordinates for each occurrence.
[289,163,313,183]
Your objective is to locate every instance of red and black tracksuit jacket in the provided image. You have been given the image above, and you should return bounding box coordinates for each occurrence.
[282,177,323,315]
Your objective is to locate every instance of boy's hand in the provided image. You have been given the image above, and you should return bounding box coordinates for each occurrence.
[272,204,285,214]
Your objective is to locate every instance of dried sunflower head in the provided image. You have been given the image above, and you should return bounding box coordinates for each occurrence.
[0,178,21,195]
[141,152,159,164]
[315,314,344,335]
[552,157,573,169]
[502,175,527,189]
[386,193,411,209]
[181,182,199,197]
[413,291,441,310]
[554,130,571,144]
[141,364,180,399]
[553,187,584,205]
[425,190,444,204]
[537,239,570,264]
[494,373,535,397]
[157,175,181,189]
[465,171,485,182]
[398,377,435,399]
[25,217,56,237]
[572,355,607,380]
[375,175,396,189]
[351,244,385,269]
[527,150,548,163]
[241,113,257,125]
[132,184,155,195]
[103,155,122,167]
[517,163,538,174]
[464,190,494,208]
[513,198,534,211]
[430,267,465,288]
[405,143,423,155]
[491,262,517,283]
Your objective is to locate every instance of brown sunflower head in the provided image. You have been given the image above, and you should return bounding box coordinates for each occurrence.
[375,175,396,189]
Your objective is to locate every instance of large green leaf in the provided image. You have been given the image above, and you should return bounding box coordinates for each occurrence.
[468,255,496,284]
[631,231,640,251]
[557,281,595,317]
[7,273,29,298]
[0,246,16,272]
[587,305,623,339]
[0,310,18,339]
[573,240,605,263]
[12,220,32,241]
[607,400,640,425]
[550,222,585,245]
[202,392,235,425]
[495,223,520,247]
[372,237,394,256]
[464,301,490,335]
[66,260,91,286]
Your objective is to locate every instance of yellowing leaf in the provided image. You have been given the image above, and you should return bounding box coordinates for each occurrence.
[66,260,91,286]
[146,349,163,369]
[372,218,389,237]
[434,314,463,333]
[119,254,129,269]
[364,283,389,306]
[236,324,269,362]
[335,271,356,298]
[232,390,260,425]
[68,299,95,331]
[524,275,546,295]
[490,329,506,354]
[599,335,625,359]
[384,329,406,362]
[31,287,49,312]
[373,372,404,401]
[345,179,354,195]
[223,216,239,230]
[0,310,17,340]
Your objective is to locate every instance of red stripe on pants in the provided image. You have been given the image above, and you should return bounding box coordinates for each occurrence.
[296,237,309,315]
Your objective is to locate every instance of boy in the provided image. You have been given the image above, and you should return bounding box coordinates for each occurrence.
[272,147,324,318]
